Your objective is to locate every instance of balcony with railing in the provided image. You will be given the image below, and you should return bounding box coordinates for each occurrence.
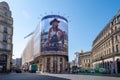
[0,20,12,25]
[0,48,11,52]
[3,28,7,33]
[3,39,7,42]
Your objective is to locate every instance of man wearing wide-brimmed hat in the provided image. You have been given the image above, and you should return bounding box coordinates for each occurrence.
[47,18,64,51]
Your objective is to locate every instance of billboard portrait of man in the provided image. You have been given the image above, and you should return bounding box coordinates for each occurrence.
[46,18,65,51]
[41,16,68,53]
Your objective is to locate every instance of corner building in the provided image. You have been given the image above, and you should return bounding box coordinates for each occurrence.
[33,15,68,73]
[92,10,120,74]
[0,2,13,72]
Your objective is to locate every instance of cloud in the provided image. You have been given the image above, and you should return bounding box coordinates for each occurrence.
[21,10,30,18]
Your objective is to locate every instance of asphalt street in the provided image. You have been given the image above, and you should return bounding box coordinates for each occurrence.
[0,73,120,80]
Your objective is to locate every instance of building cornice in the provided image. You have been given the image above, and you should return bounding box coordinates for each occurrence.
[92,23,120,51]
[93,10,120,46]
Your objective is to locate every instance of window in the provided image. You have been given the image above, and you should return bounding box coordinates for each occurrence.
[115,35,118,41]
[2,44,7,50]
[112,46,114,52]
[0,54,7,62]
[3,35,7,41]
[88,59,90,63]
[4,12,7,16]
[114,19,116,24]
[47,57,50,63]
[116,45,119,52]
[107,50,108,54]
[118,26,120,30]
[3,7,7,10]
[84,59,86,63]
[4,27,7,33]
[109,40,110,45]
[104,51,106,56]
[118,16,120,22]
[115,26,117,31]
[60,58,62,62]
[111,22,113,26]
[109,48,111,54]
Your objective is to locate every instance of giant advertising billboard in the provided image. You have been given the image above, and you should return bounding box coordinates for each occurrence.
[41,15,68,55]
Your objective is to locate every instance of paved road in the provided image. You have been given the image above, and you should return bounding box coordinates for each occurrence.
[0,73,69,80]
[0,73,120,80]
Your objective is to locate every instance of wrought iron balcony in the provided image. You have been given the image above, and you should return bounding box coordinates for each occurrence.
[3,40,7,42]
[3,30,8,33]
[0,48,11,52]
[0,20,12,25]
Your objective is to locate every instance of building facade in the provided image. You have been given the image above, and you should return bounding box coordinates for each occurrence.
[22,15,69,73]
[78,51,92,69]
[12,58,22,71]
[15,58,22,69]
[22,36,34,71]
[0,1,13,72]
[92,10,120,74]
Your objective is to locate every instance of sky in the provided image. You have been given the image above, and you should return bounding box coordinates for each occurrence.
[1,0,120,61]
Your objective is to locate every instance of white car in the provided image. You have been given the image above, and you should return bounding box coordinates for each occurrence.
[99,68,106,73]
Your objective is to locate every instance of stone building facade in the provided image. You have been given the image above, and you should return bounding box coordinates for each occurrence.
[92,10,120,74]
[34,54,68,73]
[0,1,13,72]
[78,51,92,69]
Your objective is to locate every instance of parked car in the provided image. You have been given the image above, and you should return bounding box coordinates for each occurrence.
[16,69,22,73]
[78,68,85,73]
[99,68,106,73]
[71,66,78,73]
[88,68,95,73]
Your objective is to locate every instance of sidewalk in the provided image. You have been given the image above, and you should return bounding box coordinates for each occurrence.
[102,73,120,77]
[76,72,120,77]
[57,71,120,77]
[28,71,120,77]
